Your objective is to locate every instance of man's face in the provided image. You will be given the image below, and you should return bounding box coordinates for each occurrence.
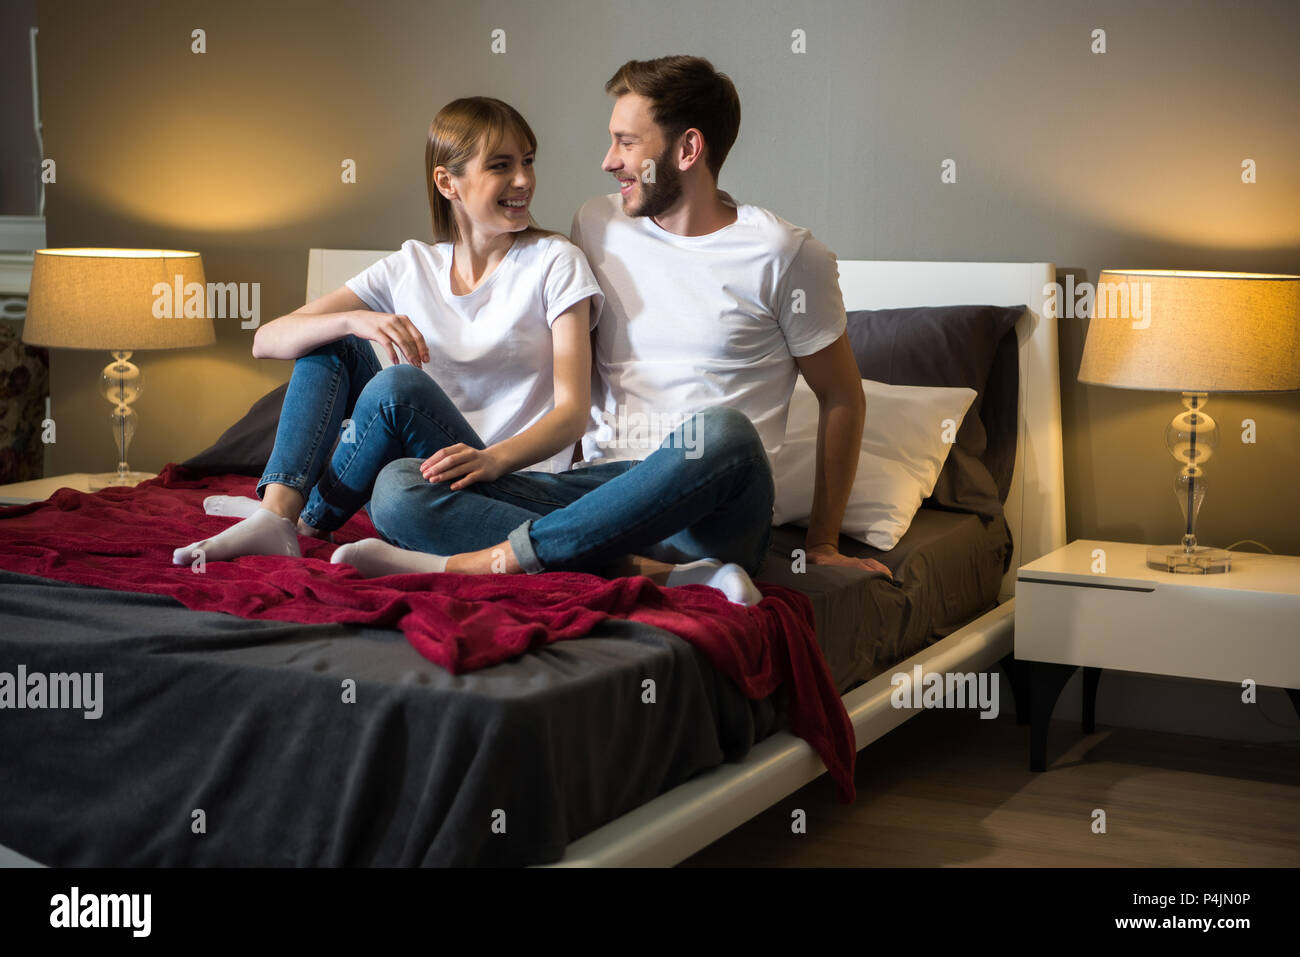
[603,93,683,219]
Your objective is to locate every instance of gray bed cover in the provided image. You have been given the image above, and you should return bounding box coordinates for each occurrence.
[0,508,1008,866]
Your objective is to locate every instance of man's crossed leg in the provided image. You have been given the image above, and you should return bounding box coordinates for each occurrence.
[331,406,774,603]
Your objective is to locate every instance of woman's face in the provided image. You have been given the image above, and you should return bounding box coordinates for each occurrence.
[441,130,536,239]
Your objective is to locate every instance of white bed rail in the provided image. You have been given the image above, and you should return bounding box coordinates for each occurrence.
[540,600,1015,867]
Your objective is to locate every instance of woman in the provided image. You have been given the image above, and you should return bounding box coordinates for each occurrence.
[173,97,601,565]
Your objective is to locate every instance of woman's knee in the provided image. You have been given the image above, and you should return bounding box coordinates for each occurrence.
[359,364,446,407]
[368,457,425,535]
[373,362,426,390]
[302,334,355,361]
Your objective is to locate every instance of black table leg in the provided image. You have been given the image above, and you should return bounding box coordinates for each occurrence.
[1288,688,1300,719]
[998,652,1032,726]
[1030,662,1078,772]
[1082,667,1102,734]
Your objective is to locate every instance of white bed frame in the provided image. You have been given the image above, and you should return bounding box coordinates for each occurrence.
[307,251,1067,867]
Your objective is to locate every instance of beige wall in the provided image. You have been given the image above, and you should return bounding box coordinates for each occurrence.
[31,0,1300,554]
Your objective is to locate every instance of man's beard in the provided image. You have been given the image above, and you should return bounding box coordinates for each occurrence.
[628,145,683,220]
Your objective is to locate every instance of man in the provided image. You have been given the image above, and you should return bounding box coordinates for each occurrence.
[334,55,890,599]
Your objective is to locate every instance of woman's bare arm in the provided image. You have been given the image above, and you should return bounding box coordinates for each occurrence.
[251,285,429,365]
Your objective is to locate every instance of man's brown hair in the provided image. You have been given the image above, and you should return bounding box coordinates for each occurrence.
[605,56,741,179]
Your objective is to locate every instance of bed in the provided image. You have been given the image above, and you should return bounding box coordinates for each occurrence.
[0,256,1064,867]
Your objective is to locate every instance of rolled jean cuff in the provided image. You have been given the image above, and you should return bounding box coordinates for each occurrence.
[295,502,337,534]
[257,472,310,500]
[507,520,545,575]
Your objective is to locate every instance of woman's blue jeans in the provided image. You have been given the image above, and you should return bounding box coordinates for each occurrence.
[367,406,776,576]
[257,336,488,533]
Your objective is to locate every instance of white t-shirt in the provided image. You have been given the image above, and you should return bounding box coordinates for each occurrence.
[345,231,603,473]
[570,192,846,467]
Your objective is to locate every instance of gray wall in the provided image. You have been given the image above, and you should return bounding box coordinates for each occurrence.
[0,0,39,216]
[25,0,1300,736]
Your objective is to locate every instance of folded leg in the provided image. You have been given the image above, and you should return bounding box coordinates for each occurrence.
[366,458,628,556]
[509,406,775,576]
[297,364,493,533]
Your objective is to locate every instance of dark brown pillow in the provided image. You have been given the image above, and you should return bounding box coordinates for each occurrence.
[844,305,1022,518]
[181,382,288,476]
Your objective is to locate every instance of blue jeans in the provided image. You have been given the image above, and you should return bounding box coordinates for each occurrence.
[258,336,484,532]
[367,406,775,576]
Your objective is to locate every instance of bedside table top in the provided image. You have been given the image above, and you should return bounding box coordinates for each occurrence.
[0,473,158,505]
[0,473,96,505]
[1019,539,1300,597]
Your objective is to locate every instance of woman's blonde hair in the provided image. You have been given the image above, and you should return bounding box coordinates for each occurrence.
[425,97,553,244]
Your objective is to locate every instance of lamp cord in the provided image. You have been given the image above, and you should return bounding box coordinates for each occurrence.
[1224,540,1274,554]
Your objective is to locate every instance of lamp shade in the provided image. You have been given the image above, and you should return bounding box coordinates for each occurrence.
[1077,269,1300,393]
[23,248,216,351]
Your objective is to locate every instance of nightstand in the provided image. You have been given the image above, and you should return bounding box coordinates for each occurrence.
[0,472,157,506]
[1014,539,1300,771]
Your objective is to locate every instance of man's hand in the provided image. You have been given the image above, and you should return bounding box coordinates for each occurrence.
[805,542,893,579]
[420,444,504,491]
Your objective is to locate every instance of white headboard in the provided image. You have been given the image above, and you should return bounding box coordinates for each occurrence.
[836,261,1065,598]
[307,249,404,369]
[306,248,392,302]
[307,250,1066,598]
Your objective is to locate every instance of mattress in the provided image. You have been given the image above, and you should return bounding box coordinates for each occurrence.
[0,506,1008,867]
[760,508,1013,692]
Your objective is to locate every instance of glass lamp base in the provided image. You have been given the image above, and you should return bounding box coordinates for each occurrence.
[1146,544,1231,574]
[88,470,154,491]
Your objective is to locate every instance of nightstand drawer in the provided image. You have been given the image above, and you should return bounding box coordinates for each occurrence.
[1016,564,1300,688]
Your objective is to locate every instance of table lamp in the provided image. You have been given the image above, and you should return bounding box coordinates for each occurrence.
[1077,269,1300,573]
[22,248,215,489]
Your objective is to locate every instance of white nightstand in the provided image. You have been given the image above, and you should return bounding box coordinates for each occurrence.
[0,472,157,506]
[1014,539,1300,771]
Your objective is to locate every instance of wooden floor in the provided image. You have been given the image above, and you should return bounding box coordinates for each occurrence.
[680,706,1300,867]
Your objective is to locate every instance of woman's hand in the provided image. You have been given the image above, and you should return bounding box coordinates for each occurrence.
[805,542,893,579]
[348,311,430,367]
[427,304,593,486]
[420,444,505,491]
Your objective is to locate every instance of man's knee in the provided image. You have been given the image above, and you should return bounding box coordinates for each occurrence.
[689,406,764,463]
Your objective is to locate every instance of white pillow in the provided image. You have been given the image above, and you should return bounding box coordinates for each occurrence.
[771,377,977,551]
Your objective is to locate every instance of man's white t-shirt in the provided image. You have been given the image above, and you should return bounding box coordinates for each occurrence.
[570,192,846,468]
[345,231,602,473]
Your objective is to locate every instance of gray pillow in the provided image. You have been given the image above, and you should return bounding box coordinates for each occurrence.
[844,304,1022,519]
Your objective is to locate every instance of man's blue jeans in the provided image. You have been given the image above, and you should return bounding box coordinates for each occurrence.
[258,335,489,533]
[367,406,776,576]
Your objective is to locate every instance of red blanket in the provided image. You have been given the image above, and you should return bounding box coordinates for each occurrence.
[0,465,855,801]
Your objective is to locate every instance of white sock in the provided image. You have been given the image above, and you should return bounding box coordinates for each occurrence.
[205,495,332,542]
[331,538,448,576]
[203,494,262,518]
[173,507,301,565]
[664,558,763,606]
